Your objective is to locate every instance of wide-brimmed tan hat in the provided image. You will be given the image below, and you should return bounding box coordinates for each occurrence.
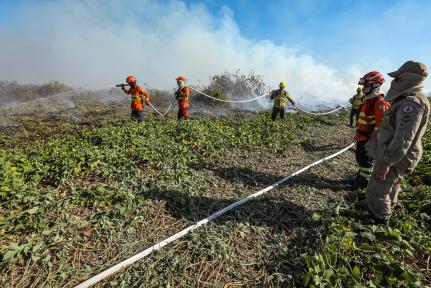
[388,61,428,78]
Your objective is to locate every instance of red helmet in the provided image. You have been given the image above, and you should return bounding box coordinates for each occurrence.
[126,75,137,83]
[358,71,385,86]
[176,76,186,81]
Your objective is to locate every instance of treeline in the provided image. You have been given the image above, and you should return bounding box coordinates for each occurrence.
[0,70,269,106]
[0,81,72,104]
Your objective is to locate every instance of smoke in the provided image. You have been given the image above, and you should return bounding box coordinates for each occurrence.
[1,0,364,106]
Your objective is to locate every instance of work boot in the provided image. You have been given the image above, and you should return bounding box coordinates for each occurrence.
[373,216,390,226]
[354,174,368,189]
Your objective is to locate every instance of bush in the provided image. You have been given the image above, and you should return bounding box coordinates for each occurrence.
[0,81,72,103]
[202,70,269,102]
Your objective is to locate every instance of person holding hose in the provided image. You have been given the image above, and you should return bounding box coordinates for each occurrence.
[270,81,295,121]
[354,71,390,188]
[175,76,190,120]
[365,61,430,226]
[349,86,364,127]
[120,75,150,122]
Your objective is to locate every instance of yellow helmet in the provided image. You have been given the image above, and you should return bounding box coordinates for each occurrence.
[356,86,362,93]
[279,81,287,88]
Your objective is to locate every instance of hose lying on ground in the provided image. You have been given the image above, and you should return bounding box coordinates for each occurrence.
[74,143,355,288]
[293,104,347,116]
[191,87,347,115]
[149,102,172,117]
[190,87,269,103]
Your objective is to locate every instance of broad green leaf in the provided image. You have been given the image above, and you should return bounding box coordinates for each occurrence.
[96,185,106,193]
[352,265,361,282]
[3,250,17,260]
[27,207,39,215]
[360,231,376,241]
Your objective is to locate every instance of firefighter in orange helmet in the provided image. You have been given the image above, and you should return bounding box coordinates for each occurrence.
[120,75,150,122]
[354,71,390,188]
[175,76,190,120]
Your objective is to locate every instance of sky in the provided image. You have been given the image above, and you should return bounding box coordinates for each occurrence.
[188,0,431,70]
[0,0,430,105]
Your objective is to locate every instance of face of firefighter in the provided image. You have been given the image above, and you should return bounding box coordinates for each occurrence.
[362,83,380,96]
[129,82,137,88]
[362,85,372,95]
[177,80,185,89]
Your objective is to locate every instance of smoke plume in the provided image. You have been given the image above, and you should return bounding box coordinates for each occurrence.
[0,0,376,106]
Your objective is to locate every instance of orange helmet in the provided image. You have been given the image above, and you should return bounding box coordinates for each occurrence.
[176,76,186,81]
[126,75,137,83]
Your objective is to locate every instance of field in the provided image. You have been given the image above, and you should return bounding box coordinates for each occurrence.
[0,84,430,287]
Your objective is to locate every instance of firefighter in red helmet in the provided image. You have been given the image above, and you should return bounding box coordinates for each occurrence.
[354,71,390,188]
[121,75,150,122]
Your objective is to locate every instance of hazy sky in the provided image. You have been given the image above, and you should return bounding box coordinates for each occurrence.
[0,0,429,105]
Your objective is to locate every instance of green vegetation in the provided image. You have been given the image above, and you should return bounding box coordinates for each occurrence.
[1,111,344,287]
[304,129,431,287]
[0,90,429,287]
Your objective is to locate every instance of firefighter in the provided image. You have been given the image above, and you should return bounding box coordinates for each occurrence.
[120,75,150,122]
[354,71,390,188]
[175,76,190,120]
[365,61,430,225]
[270,81,295,121]
[349,87,364,127]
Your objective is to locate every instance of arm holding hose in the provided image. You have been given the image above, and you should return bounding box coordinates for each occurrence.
[286,91,295,106]
[139,87,150,106]
[116,84,129,94]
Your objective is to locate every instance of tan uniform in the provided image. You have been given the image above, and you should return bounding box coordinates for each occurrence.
[270,89,295,121]
[365,61,430,220]
[270,89,294,108]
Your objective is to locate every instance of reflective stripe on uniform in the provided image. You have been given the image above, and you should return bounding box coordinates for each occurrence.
[131,95,142,101]
[359,171,372,179]
[353,99,362,106]
[357,118,376,125]
[358,166,373,180]
[359,167,373,173]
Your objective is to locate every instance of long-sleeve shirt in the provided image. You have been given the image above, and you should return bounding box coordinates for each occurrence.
[366,90,430,167]
[270,89,295,108]
[123,85,150,111]
[355,94,390,142]
[176,86,190,109]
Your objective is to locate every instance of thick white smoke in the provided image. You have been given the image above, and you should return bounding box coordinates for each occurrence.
[0,0,373,106]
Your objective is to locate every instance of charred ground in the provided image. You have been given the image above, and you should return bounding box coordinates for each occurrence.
[0,82,430,287]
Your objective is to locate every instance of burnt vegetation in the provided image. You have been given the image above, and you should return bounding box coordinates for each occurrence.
[0,76,430,287]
